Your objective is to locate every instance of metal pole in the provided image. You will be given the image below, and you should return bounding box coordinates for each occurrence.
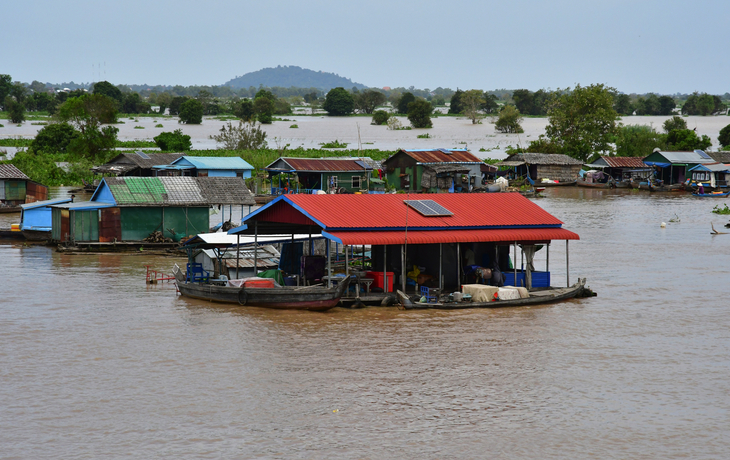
[514,242,517,287]
[254,221,258,275]
[327,240,332,288]
[309,227,312,256]
[439,243,443,290]
[566,240,570,287]
[457,243,461,287]
[236,233,240,280]
[521,245,524,287]
[345,244,349,277]
[401,244,406,293]
[383,245,387,293]
[547,242,550,273]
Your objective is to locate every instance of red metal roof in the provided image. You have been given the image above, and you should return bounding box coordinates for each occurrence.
[398,149,482,164]
[600,156,646,168]
[326,228,579,245]
[270,158,369,172]
[282,193,564,230]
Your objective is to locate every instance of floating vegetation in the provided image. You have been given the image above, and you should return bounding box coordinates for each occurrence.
[134,126,145,129]
[417,133,431,139]
[290,124,299,128]
[712,204,730,215]
[320,140,348,148]
[155,124,163,128]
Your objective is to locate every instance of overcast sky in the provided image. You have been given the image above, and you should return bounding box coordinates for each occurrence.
[5,0,729,94]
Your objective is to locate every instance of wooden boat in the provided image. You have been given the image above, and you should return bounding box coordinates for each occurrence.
[693,191,730,197]
[631,180,684,192]
[538,180,577,187]
[176,271,353,311]
[0,206,20,214]
[576,180,613,188]
[398,279,590,310]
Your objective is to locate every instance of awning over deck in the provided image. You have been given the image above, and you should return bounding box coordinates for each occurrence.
[323,228,579,245]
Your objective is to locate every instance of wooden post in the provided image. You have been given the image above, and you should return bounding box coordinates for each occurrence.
[566,240,570,287]
[254,221,258,275]
[457,244,461,287]
[547,242,550,273]
[327,240,332,288]
[345,244,349,277]
[520,245,524,287]
[309,227,312,256]
[439,243,443,290]
[236,233,240,280]
[401,244,406,293]
[383,245,387,293]
[514,242,517,287]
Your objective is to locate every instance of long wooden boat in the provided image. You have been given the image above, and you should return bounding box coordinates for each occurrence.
[0,206,21,214]
[398,279,589,310]
[538,180,577,187]
[176,274,353,311]
[576,180,613,188]
[631,180,684,192]
[693,191,730,197]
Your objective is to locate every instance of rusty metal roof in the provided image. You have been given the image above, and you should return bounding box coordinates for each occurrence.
[0,164,30,180]
[266,157,371,172]
[393,149,483,164]
[599,156,647,168]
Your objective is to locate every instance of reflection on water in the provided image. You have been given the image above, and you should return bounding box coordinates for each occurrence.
[1,188,730,458]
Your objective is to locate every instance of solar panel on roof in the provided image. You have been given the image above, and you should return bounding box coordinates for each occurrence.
[695,150,711,159]
[136,151,151,159]
[404,200,453,217]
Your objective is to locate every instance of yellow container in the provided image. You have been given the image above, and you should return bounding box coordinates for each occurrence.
[11,224,21,232]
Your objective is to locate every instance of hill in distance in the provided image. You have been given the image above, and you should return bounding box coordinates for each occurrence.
[223,65,368,91]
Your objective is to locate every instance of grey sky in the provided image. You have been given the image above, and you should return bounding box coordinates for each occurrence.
[6,0,729,94]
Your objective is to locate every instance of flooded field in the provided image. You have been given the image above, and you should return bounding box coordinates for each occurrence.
[2,114,729,158]
[2,188,730,458]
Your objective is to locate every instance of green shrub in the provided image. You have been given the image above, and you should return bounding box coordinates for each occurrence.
[320,140,348,148]
[134,126,144,129]
[154,129,192,151]
[31,122,79,154]
[290,124,298,128]
[417,133,431,139]
[155,123,163,128]
[371,110,389,125]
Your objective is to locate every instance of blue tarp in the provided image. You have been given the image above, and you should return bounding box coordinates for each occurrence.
[644,162,671,168]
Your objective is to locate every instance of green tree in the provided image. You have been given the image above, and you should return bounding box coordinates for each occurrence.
[493,105,524,133]
[0,74,12,109]
[153,129,192,151]
[663,116,687,133]
[432,94,446,106]
[121,92,151,114]
[253,96,275,123]
[92,81,123,103]
[665,129,711,151]
[31,122,79,154]
[179,98,203,124]
[407,99,433,128]
[371,110,389,125]
[544,83,619,161]
[512,89,534,115]
[210,120,268,150]
[355,90,387,114]
[169,96,188,115]
[5,96,25,123]
[658,95,676,115]
[614,125,663,157]
[482,93,500,114]
[155,92,172,114]
[323,87,355,116]
[274,98,292,115]
[719,123,730,148]
[461,89,486,124]
[614,94,634,116]
[448,89,464,114]
[635,93,661,115]
[303,92,318,103]
[235,99,255,122]
[396,92,416,114]
[682,92,724,115]
[57,94,119,161]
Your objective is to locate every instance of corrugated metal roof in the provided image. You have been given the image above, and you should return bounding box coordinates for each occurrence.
[174,156,254,170]
[52,201,115,210]
[502,153,584,165]
[396,149,483,164]
[654,151,715,164]
[326,228,579,245]
[101,177,255,206]
[0,164,30,180]
[688,163,730,172]
[283,193,564,230]
[598,156,646,168]
[20,197,73,210]
[266,157,371,172]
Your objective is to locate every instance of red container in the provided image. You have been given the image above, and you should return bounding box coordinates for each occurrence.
[366,271,394,293]
[244,279,277,288]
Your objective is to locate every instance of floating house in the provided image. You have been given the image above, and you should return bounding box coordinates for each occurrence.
[265,157,373,194]
[0,164,48,210]
[92,152,184,177]
[642,149,716,185]
[587,156,651,182]
[51,176,255,244]
[154,156,254,178]
[497,153,583,183]
[687,163,730,189]
[382,149,485,192]
[19,197,73,240]
[229,194,579,293]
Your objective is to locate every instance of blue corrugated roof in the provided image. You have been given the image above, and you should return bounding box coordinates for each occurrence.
[172,156,254,170]
[20,197,73,210]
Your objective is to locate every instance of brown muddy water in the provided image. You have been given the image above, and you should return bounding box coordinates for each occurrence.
[2,187,730,458]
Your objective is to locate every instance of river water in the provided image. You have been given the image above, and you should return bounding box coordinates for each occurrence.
[2,187,730,459]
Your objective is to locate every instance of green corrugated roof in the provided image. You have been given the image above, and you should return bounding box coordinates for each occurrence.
[109,177,166,204]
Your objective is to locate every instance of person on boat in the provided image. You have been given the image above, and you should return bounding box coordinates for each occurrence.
[698,183,705,195]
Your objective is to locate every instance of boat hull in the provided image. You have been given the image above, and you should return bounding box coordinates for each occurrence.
[22,229,51,241]
[177,276,352,311]
[693,192,730,197]
[576,181,612,188]
[400,279,588,310]
[538,180,576,187]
